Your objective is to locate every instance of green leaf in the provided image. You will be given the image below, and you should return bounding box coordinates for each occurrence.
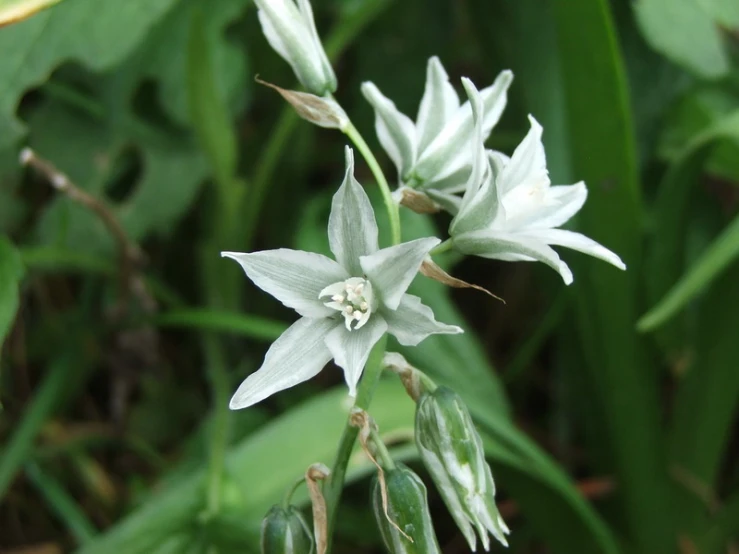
[0,234,23,347]
[0,0,63,26]
[633,0,730,79]
[151,309,286,342]
[639,212,739,331]
[0,351,79,499]
[552,1,674,553]
[644,111,739,333]
[0,0,180,150]
[186,10,240,205]
[25,461,98,544]
[27,97,207,256]
[136,0,249,127]
[696,0,739,27]
[668,261,739,542]
[698,492,739,554]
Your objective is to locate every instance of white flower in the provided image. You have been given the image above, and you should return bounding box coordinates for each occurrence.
[222,148,462,409]
[255,0,337,96]
[361,57,513,212]
[450,79,626,285]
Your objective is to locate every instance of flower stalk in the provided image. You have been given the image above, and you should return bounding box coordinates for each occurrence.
[342,120,402,246]
[323,335,387,554]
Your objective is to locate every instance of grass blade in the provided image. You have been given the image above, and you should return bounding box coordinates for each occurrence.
[639,212,739,331]
[151,309,286,342]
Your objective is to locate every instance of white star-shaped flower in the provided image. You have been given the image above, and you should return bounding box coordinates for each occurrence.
[450,78,626,284]
[223,148,462,409]
[361,57,512,213]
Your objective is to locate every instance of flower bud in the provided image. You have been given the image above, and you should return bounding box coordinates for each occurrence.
[372,464,442,554]
[254,0,337,96]
[416,387,510,551]
[261,504,314,554]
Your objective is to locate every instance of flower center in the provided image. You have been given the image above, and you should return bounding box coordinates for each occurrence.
[319,277,374,331]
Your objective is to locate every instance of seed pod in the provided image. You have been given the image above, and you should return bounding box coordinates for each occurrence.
[371,464,442,554]
[261,504,314,554]
[416,386,510,551]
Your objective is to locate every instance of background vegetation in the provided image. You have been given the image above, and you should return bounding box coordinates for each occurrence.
[1,0,738,552]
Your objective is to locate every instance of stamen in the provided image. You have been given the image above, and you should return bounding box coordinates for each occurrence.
[319,277,374,331]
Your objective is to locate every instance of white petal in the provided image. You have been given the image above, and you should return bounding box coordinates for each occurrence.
[416,57,460,153]
[499,115,549,196]
[361,82,418,179]
[360,237,440,310]
[415,70,513,182]
[328,147,379,275]
[510,182,587,230]
[229,317,335,409]
[480,69,514,138]
[256,7,293,63]
[520,228,626,270]
[222,249,349,317]
[296,0,337,92]
[452,79,499,236]
[325,316,387,396]
[453,229,574,284]
[385,294,463,346]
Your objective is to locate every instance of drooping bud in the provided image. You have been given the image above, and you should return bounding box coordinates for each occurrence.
[416,387,510,551]
[371,464,442,554]
[261,504,315,554]
[254,0,337,96]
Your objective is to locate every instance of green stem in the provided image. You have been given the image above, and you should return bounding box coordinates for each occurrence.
[282,477,305,509]
[430,238,453,256]
[324,335,388,553]
[368,428,396,470]
[202,334,230,518]
[343,122,401,245]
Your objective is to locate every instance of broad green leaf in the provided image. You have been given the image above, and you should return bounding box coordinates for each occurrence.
[0,234,22,348]
[137,0,249,126]
[552,1,674,553]
[639,212,739,331]
[696,0,739,27]
[0,0,180,150]
[27,98,207,256]
[633,0,730,79]
[0,0,62,26]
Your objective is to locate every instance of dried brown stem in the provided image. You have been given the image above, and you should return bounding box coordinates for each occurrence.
[20,148,144,306]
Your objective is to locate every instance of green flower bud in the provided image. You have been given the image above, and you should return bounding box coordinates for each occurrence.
[416,386,510,551]
[372,464,442,554]
[261,505,314,554]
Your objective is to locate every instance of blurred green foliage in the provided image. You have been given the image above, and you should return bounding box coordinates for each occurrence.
[0,0,738,553]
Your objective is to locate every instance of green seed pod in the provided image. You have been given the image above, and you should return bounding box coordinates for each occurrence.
[416,386,510,551]
[371,464,442,554]
[260,505,314,554]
